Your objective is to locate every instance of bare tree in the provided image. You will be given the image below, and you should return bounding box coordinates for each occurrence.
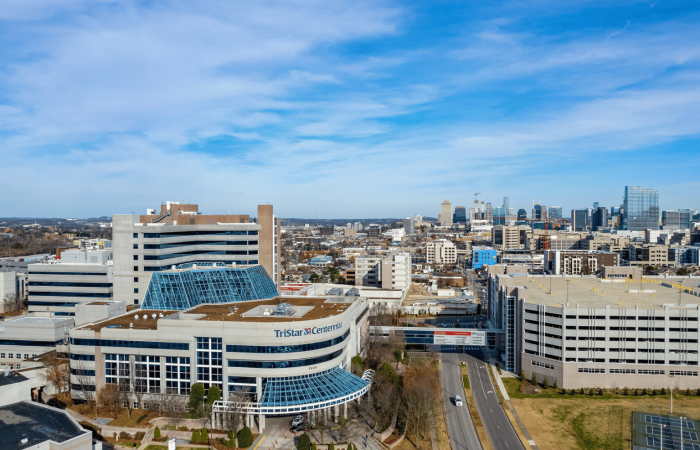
[162,389,187,428]
[42,353,70,394]
[97,383,123,419]
[369,370,399,431]
[223,387,252,442]
[71,360,97,409]
[403,364,440,445]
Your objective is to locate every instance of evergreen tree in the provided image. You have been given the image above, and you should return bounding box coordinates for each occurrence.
[207,385,222,405]
[298,433,311,450]
[543,378,549,389]
[520,369,526,380]
[188,383,205,418]
[237,426,254,448]
[579,388,585,395]
[154,426,160,439]
[531,372,537,384]
[661,388,666,395]
[553,378,558,389]
[686,388,691,396]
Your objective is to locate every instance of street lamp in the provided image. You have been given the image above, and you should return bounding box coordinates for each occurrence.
[661,424,666,450]
[670,374,675,414]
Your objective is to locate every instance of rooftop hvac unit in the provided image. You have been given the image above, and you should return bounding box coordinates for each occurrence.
[159,313,164,318]
[134,315,139,320]
[130,323,134,328]
[152,314,157,319]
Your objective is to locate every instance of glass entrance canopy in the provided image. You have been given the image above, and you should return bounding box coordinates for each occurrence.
[141,265,278,310]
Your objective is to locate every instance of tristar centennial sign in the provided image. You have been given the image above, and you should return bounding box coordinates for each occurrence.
[275,322,343,338]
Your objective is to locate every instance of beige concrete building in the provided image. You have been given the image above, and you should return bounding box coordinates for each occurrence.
[354,252,412,290]
[439,200,452,227]
[492,225,528,250]
[629,244,670,267]
[488,272,700,389]
[426,239,457,265]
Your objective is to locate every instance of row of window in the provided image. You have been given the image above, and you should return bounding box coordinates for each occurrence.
[0,353,35,359]
[578,368,698,376]
[140,230,259,238]
[143,260,258,272]
[71,338,189,350]
[567,326,698,331]
[531,360,554,370]
[143,250,259,261]
[143,240,258,249]
[0,339,63,347]
[28,271,105,276]
[29,292,114,298]
[28,281,113,288]
[227,349,343,369]
[226,330,349,354]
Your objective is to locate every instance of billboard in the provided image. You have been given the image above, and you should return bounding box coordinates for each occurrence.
[434,330,485,346]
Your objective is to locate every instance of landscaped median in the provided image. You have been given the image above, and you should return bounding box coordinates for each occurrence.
[502,377,700,450]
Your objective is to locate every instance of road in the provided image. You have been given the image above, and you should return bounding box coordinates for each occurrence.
[461,353,522,450]
[441,352,482,450]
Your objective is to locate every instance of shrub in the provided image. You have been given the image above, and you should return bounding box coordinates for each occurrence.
[520,369,525,380]
[696,389,700,396]
[136,414,148,424]
[329,443,335,450]
[237,426,254,448]
[652,389,658,396]
[686,388,691,396]
[661,388,666,395]
[635,389,639,396]
[134,432,145,440]
[531,372,537,384]
[192,429,202,444]
[312,443,317,450]
[351,355,365,372]
[641,388,647,395]
[588,389,594,396]
[560,388,566,395]
[553,378,558,389]
[298,433,311,450]
[542,378,549,389]
[579,388,585,395]
[154,426,160,439]
[598,388,604,396]
[393,349,402,362]
[119,431,132,440]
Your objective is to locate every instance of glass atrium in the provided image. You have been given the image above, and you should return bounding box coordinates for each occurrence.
[141,264,278,310]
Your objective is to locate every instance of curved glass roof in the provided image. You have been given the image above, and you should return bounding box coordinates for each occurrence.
[261,366,369,407]
[141,265,278,310]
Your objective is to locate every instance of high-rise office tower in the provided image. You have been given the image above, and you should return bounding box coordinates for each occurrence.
[548,206,563,220]
[662,210,691,230]
[623,186,659,231]
[403,217,415,235]
[484,203,493,221]
[453,206,467,224]
[571,209,589,231]
[593,202,599,209]
[440,200,453,226]
[532,203,547,220]
[592,207,608,231]
[517,209,527,219]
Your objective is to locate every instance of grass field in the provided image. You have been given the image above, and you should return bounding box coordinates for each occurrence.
[503,378,700,450]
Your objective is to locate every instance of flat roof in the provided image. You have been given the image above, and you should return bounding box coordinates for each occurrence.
[84,310,178,331]
[0,372,29,387]
[516,276,699,309]
[0,401,88,450]
[190,296,356,323]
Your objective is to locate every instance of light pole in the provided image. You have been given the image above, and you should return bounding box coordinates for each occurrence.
[681,416,686,450]
[661,424,666,450]
[670,374,675,414]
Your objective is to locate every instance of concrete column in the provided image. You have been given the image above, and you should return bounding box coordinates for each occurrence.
[343,402,348,417]
[311,410,316,426]
[211,410,216,431]
[334,404,339,421]
[258,414,265,433]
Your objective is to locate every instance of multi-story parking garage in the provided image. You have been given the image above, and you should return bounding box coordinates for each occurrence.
[487,264,700,389]
[69,263,372,431]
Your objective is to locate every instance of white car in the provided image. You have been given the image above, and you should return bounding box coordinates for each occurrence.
[291,415,304,426]
[455,395,463,406]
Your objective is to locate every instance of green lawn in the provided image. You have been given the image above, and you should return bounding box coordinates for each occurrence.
[463,374,470,389]
[502,377,682,401]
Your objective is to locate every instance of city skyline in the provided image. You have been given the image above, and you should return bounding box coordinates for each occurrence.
[1,1,699,218]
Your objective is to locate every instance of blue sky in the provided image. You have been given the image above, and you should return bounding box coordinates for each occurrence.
[1,0,699,218]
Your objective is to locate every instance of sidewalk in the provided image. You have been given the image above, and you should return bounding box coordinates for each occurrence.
[489,366,539,450]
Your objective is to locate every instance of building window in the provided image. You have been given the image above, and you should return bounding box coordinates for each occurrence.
[133,233,138,238]
[134,288,139,294]
[578,368,605,373]
[133,255,138,261]
[638,370,665,375]
[165,357,191,395]
[134,355,161,394]
[134,266,139,272]
[531,360,554,370]
[134,277,139,282]
[134,299,139,305]
[196,337,222,391]
[609,369,635,374]
[133,244,138,249]
[670,370,698,377]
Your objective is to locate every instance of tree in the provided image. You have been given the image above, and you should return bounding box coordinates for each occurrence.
[223,387,252,443]
[189,384,205,418]
[403,364,440,445]
[309,273,320,283]
[237,426,254,448]
[579,388,585,395]
[298,433,311,450]
[520,370,525,380]
[678,268,689,276]
[336,414,351,442]
[43,353,70,394]
[71,359,97,410]
[351,355,365,376]
[208,385,222,405]
[542,378,549,389]
[531,372,537,385]
[154,426,161,439]
[553,378,558,389]
[96,383,123,419]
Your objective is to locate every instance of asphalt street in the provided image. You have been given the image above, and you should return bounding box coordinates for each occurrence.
[461,353,522,450]
[441,352,482,450]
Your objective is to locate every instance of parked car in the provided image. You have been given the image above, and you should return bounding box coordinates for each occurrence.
[455,395,463,406]
[291,415,304,426]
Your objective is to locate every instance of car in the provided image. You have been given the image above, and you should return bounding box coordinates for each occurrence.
[291,415,304,427]
[455,395,463,406]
